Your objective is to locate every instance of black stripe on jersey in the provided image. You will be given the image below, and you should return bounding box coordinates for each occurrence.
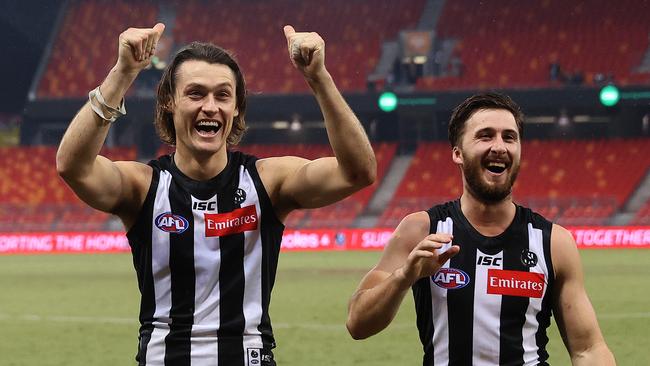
[248,160,283,349]
[164,180,195,366]
[217,176,246,364]
[127,166,160,365]
[499,238,529,365]
[447,240,477,365]
[412,278,434,366]
[535,218,554,365]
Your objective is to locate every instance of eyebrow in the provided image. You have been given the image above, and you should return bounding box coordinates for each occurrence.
[474,127,519,136]
[183,82,234,91]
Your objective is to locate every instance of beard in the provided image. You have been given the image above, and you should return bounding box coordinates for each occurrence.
[462,151,520,204]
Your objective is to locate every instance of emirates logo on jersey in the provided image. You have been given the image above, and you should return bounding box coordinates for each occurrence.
[205,205,258,237]
[487,269,545,298]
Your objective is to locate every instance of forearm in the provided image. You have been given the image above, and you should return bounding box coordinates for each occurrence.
[56,66,138,178]
[346,271,411,340]
[307,71,376,186]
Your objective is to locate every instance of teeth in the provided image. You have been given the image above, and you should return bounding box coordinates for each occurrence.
[197,120,221,127]
[487,162,506,168]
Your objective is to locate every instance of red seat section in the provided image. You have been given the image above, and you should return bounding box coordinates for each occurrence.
[0,146,136,232]
[37,1,158,98]
[173,0,425,94]
[379,138,650,228]
[38,0,425,97]
[417,0,650,91]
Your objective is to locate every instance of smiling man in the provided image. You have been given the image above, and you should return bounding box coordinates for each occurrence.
[346,93,615,365]
[56,23,376,365]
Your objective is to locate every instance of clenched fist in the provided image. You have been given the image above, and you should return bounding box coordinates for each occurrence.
[116,23,166,74]
[283,25,326,80]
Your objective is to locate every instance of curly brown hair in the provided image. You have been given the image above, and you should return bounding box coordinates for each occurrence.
[154,42,247,146]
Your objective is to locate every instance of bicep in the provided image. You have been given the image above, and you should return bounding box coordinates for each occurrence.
[67,157,149,215]
[259,156,359,212]
[552,225,606,356]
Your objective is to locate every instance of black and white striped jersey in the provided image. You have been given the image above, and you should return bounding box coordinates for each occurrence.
[413,200,555,366]
[126,151,283,366]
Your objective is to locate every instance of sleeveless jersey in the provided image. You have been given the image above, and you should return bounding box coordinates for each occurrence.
[413,200,555,366]
[126,151,283,366]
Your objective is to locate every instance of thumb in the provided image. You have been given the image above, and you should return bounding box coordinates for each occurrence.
[153,22,166,38]
[283,25,295,39]
[438,245,460,265]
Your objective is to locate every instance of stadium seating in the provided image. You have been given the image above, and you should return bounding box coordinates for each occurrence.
[417,0,650,90]
[0,146,136,232]
[378,138,650,228]
[37,0,158,98]
[38,0,425,97]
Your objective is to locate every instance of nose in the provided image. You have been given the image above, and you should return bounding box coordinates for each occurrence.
[201,96,219,115]
[491,136,507,154]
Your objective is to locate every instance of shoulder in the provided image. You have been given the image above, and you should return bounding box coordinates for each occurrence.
[550,223,581,279]
[389,211,431,251]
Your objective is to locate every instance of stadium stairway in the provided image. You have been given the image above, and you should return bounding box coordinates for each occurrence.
[356,154,413,228]
[613,168,650,225]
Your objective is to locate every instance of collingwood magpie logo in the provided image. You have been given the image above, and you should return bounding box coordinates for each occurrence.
[520,249,538,267]
[234,188,246,204]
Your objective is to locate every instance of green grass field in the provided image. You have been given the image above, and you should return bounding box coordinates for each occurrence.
[0,250,648,365]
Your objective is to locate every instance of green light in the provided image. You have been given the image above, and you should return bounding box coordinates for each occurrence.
[599,85,620,107]
[378,92,398,112]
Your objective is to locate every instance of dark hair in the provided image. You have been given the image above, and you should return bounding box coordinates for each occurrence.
[155,42,247,146]
[448,92,523,147]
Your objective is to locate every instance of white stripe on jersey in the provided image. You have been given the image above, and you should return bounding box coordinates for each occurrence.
[472,249,503,365]
[147,170,174,362]
[239,167,264,350]
[191,193,220,364]
[191,193,221,327]
[431,217,453,366]
[522,223,548,366]
[146,322,170,365]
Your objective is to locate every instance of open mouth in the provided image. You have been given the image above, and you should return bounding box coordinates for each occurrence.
[485,161,507,174]
[195,120,222,137]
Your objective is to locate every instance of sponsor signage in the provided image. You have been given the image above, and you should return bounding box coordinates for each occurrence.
[1,226,649,254]
[204,205,258,237]
[487,269,545,298]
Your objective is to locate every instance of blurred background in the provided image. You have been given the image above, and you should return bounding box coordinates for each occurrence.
[0,1,649,364]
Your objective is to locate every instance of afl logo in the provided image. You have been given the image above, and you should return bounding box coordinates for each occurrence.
[155,212,189,233]
[432,268,470,289]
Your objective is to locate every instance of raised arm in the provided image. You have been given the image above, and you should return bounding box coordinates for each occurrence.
[257,25,376,218]
[56,24,165,227]
[346,212,459,339]
[551,224,616,365]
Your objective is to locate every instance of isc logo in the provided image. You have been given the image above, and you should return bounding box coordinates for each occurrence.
[193,201,217,211]
[432,268,470,289]
[477,255,502,266]
[155,212,189,233]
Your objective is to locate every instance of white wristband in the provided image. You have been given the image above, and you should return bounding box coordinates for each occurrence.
[88,86,126,123]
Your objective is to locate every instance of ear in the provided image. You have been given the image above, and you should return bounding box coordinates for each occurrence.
[452,146,463,165]
[234,107,239,118]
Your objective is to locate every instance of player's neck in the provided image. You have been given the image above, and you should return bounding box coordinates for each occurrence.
[173,147,228,181]
[459,193,516,237]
